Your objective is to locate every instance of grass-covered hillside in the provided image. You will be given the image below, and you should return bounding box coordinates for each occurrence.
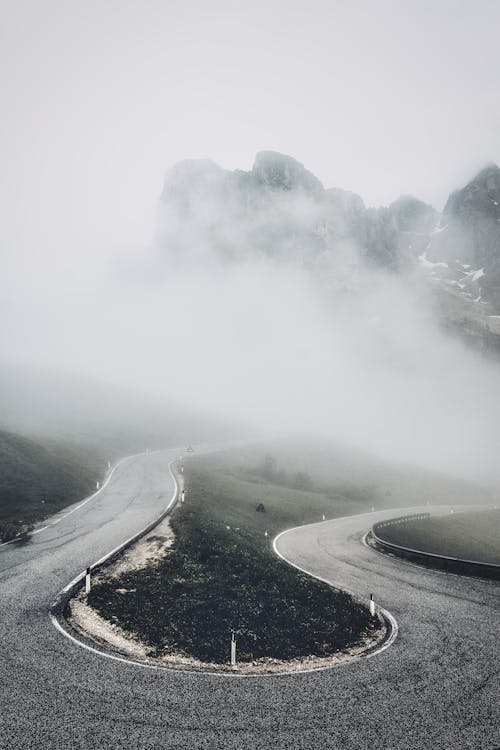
[0,429,103,542]
[0,361,243,544]
[375,509,500,565]
[186,439,494,520]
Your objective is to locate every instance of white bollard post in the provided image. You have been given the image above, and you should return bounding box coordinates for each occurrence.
[322,513,325,521]
[96,481,100,490]
[181,465,184,474]
[231,632,236,666]
[369,593,375,616]
[181,489,185,503]
[107,460,111,470]
[85,567,91,594]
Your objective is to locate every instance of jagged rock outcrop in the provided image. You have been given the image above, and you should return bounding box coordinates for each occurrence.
[156,150,408,272]
[252,150,324,196]
[428,164,500,262]
[156,152,500,315]
[426,164,500,309]
[156,152,500,344]
[384,195,439,264]
[389,195,437,234]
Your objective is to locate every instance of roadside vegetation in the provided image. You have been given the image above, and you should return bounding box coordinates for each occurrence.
[375,509,500,565]
[88,461,380,663]
[0,429,104,542]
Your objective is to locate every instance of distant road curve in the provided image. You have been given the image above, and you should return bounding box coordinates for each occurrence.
[1,449,498,749]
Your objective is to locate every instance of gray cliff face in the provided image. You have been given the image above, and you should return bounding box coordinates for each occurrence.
[386,195,439,265]
[388,195,437,234]
[445,164,500,227]
[251,151,324,196]
[426,164,500,310]
[428,164,500,264]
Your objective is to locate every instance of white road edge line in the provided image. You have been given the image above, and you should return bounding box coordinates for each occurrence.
[54,457,179,598]
[0,452,144,548]
[273,525,399,659]
[50,467,398,677]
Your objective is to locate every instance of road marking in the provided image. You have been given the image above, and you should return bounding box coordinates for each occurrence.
[52,457,179,598]
[50,608,369,678]
[273,520,399,659]
[0,453,143,548]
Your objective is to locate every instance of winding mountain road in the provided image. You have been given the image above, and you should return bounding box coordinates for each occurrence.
[1,448,498,749]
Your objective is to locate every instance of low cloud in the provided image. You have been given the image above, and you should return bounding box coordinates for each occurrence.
[2,153,500,487]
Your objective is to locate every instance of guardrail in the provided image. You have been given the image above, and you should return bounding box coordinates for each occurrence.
[370,513,500,581]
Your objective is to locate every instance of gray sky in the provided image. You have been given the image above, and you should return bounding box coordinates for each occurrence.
[1,0,499,264]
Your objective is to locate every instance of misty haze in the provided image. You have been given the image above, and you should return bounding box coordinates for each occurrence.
[1,2,499,749]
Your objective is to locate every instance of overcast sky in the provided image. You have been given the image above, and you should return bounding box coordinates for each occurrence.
[1,0,499,264]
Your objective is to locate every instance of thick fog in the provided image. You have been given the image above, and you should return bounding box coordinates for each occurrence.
[2,1,500,485]
[3,171,500,485]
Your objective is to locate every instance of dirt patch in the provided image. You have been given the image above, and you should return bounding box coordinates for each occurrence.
[70,596,150,659]
[106,515,175,576]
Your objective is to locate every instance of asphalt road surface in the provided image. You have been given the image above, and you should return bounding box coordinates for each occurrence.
[1,449,498,749]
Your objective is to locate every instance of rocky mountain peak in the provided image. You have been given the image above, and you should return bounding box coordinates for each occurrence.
[388,195,437,234]
[444,163,500,221]
[252,151,324,196]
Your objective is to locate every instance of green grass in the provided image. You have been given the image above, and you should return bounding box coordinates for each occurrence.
[0,429,104,542]
[375,510,500,565]
[87,457,381,663]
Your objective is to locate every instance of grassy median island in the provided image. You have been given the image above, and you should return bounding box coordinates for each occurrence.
[87,456,381,664]
[376,509,500,565]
